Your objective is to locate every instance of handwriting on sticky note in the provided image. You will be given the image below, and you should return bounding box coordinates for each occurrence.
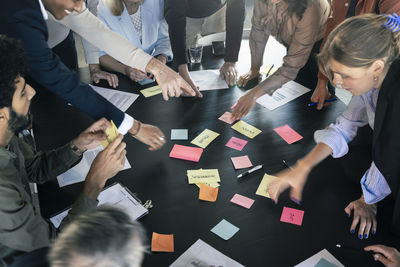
[140,85,162,97]
[191,129,220,148]
[102,120,119,148]
[255,174,279,198]
[151,232,174,252]
[199,184,219,202]
[218,112,236,124]
[231,121,262,139]
[211,219,239,240]
[230,194,255,209]
[169,144,203,162]
[231,156,253,169]
[187,169,220,184]
[273,125,303,144]
[225,137,248,151]
[280,207,304,226]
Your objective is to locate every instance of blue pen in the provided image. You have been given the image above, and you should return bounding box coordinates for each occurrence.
[308,98,337,107]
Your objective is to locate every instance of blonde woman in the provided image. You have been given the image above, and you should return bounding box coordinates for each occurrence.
[268,14,400,239]
[97,0,172,84]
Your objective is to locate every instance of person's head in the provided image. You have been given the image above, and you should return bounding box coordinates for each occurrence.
[318,14,400,96]
[42,0,84,20]
[49,206,147,267]
[106,0,144,16]
[0,35,35,144]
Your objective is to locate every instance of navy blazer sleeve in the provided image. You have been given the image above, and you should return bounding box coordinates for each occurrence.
[1,3,124,126]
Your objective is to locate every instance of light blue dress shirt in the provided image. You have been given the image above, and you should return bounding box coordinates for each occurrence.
[97,0,172,60]
[314,88,391,204]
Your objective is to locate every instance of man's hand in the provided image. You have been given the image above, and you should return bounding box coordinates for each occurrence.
[129,120,166,151]
[311,79,331,110]
[237,69,261,87]
[219,62,238,86]
[124,66,146,82]
[83,134,126,199]
[146,58,198,100]
[364,245,400,267]
[72,118,111,151]
[345,195,377,239]
[178,64,203,98]
[231,87,264,120]
[89,64,119,88]
[268,160,311,204]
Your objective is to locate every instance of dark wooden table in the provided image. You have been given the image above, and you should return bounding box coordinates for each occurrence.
[33,46,400,267]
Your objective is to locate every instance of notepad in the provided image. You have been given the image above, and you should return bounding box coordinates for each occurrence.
[211,219,239,240]
[218,112,236,124]
[171,129,188,140]
[169,144,203,162]
[199,184,219,202]
[273,125,303,144]
[151,232,174,252]
[50,183,148,228]
[102,120,119,148]
[225,137,248,151]
[140,85,162,97]
[280,207,304,226]
[255,173,279,198]
[231,156,253,169]
[231,120,262,139]
[230,194,254,209]
[191,129,220,148]
[187,169,220,184]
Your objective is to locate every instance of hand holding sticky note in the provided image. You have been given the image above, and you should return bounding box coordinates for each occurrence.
[101,120,119,148]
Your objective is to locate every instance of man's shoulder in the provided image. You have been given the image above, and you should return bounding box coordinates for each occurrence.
[0,0,44,33]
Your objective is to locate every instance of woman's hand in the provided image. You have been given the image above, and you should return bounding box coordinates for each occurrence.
[345,195,377,239]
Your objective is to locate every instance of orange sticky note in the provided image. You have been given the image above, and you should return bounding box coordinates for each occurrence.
[199,184,219,202]
[151,232,174,252]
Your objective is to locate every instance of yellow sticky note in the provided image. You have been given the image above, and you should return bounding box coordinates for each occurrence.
[102,120,119,148]
[231,120,262,139]
[256,173,278,198]
[187,169,220,184]
[191,129,220,148]
[195,182,220,188]
[140,85,162,97]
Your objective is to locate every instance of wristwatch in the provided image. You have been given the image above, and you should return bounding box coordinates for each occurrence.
[69,141,86,156]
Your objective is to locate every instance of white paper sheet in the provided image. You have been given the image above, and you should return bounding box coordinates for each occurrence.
[170,239,244,267]
[189,70,228,91]
[90,84,139,112]
[256,81,310,110]
[295,249,344,267]
[57,145,131,187]
[50,183,147,228]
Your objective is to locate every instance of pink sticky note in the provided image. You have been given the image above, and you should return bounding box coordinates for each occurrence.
[230,194,255,209]
[169,144,203,162]
[231,156,253,169]
[274,125,303,144]
[280,207,304,226]
[218,112,236,124]
[225,137,248,151]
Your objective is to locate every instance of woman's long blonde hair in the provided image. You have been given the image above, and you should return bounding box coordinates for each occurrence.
[318,14,400,81]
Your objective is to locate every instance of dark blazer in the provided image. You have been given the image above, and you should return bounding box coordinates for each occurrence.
[374,58,400,235]
[0,0,124,127]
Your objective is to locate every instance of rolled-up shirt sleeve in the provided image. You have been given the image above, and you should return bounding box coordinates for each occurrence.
[314,95,369,158]
[360,162,391,204]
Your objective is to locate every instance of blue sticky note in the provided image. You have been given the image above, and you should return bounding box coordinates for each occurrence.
[171,129,188,140]
[211,219,239,240]
[315,258,338,267]
[138,77,155,86]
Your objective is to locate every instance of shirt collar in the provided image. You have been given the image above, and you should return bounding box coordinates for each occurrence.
[38,0,49,20]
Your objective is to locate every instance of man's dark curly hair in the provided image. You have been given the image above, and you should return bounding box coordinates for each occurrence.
[0,35,29,109]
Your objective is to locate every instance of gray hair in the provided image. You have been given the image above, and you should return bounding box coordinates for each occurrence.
[49,206,147,267]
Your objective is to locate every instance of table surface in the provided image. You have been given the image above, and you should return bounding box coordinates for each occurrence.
[32,46,400,267]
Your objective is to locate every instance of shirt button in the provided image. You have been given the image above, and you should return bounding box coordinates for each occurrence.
[345,2,349,6]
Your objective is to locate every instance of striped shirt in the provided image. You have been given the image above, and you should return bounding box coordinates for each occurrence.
[314,88,391,204]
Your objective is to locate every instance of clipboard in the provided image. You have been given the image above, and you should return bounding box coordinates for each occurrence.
[49,182,152,228]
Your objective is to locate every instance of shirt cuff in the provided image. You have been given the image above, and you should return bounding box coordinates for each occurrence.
[118,114,134,135]
[314,126,349,158]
